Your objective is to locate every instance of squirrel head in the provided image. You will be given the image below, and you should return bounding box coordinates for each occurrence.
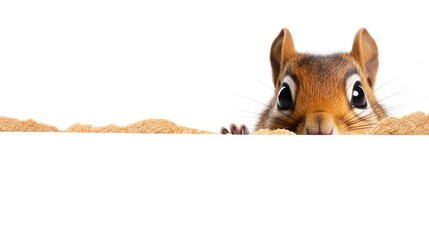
[259,28,386,134]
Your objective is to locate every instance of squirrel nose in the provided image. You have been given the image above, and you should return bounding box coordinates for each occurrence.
[303,112,337,135]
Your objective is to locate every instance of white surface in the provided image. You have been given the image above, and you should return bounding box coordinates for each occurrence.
[1,134,429,240]
[1,0,429,132]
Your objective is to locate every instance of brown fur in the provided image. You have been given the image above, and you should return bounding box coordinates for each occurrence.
[256,28,387,134]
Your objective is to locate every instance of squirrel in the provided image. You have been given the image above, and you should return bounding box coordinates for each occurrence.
[221,28,387,135]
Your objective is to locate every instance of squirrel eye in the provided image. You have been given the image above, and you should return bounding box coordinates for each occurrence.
[351,81,367,109]
[277,83,294,111]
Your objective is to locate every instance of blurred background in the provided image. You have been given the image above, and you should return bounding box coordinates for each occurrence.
[1,0,428,132]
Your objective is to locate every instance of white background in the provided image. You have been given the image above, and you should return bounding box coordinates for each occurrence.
[1,0,428,132]
[1,1,429,240]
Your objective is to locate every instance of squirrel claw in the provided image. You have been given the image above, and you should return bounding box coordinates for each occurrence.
[220,124,249,135]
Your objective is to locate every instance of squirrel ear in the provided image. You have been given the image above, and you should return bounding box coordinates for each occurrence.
[270,28,296,84]
[351,28,379,88]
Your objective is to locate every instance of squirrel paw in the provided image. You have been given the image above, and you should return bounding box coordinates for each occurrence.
[220,124,249,135]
